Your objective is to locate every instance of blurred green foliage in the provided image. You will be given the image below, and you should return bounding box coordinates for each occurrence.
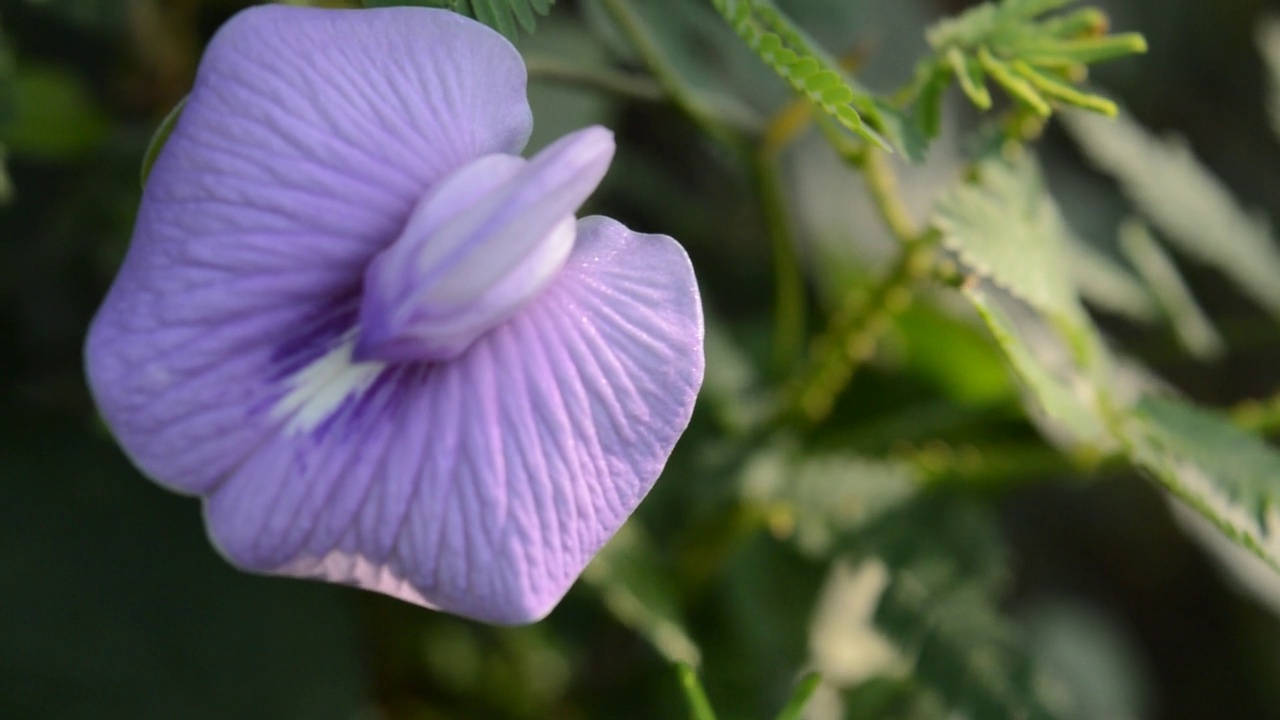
[7,1,1280,719]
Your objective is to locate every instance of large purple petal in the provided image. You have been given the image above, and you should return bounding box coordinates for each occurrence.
[202,217,704,624]
[86,7,531,493]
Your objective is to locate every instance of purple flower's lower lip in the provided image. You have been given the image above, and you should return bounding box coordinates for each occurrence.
[82,5,704,624]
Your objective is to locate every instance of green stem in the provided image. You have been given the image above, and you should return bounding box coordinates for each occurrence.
[598,0,745,148]
[756,150,806,374]
[1231,391,1280,436]
[814,116,923,247]
[675,662,719,720]
[783,241,936,424]
[910,439,1121,489]
[524,56,665,103]
[860,147,921,243]
[776,122,936,424]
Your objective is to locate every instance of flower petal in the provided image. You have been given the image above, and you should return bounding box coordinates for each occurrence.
[85,6,531,493]
[203,217,704,624]
[356,126,616,362]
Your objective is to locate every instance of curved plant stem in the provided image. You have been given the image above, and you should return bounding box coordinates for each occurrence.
[757,98,815,373]
[783,240,936,423]
[860,147,920,243]
[777,118,938,424]
[524,56,665,102]
[597,0,747,148]
[756,155,807,375]
[675,662,719,720]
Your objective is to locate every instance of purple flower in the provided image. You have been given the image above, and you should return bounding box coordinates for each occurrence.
[84,6,704,624]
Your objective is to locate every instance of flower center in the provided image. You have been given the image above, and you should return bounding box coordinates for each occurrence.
[354,126,615,363]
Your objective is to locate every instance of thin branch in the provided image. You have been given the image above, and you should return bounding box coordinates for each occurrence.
[597,0,747,148]
[524,56,665,103]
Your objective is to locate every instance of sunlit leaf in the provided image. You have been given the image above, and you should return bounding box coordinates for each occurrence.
[1118,219,1223,361]
[1065,232,1159,323]
[963,285,1114,451]
[933,151,1094,349]
[1122,396,1280,573]
[947,46,992,109]
[978,47,1051,116]
[924,1,1143,116]
[1063,109,1280,318]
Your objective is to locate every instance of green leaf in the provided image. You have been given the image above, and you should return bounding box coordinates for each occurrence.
[589,0,765,139]
[739,446,921,556]
[1258,15,1280,142]
[1012,34,1148,67]
[894,304,1017,407]
[1023,601,1151,720]
[772,672,822,720]
[1010,59,1116,116]
[842,676,948,719]
[360,0,453,8]
[978,46,1051,116]
[963,285,1114,451]
[707,0,891,151]
[361,0,555,38]
[1118,219,1224,361]
[139,96,186,186]
[582,523,701,665]
[856,495,1069,720]
[926,2,1144,118]
[856,97,930,162]
[1037,8,1108,39]
[1063,109,1280,319]
[1066,232,1159,323]
[947,46,992,109]
[1000,0,1076,21]
[1122,395,1280,573]
[927,4,999,50]
[912,62,951,139]
[880,582,1067,720]
[933,151,1091,342]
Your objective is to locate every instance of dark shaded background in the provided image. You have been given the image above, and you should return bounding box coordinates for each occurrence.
[4,1,1280,718]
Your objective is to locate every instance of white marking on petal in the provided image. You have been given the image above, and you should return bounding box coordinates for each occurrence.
[272,330,385,434]
[280,550,435,608]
